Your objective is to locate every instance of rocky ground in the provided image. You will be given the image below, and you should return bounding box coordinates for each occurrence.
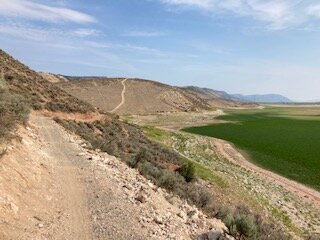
[0,113,233,240]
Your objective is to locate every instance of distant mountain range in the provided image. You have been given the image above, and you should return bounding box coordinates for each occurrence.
[183,87,293,103]
[230,94,293,103]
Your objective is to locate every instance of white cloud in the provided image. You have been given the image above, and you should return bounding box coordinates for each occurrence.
[160,0,316,30]
[246,1,295,29]
[306,4,320,18]
[73,28,100,37]
[0,0,95,23]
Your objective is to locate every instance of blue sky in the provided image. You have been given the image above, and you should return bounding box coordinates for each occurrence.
[1,0,320,101]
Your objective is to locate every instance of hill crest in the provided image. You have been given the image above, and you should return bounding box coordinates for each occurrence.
[56,76,256,114]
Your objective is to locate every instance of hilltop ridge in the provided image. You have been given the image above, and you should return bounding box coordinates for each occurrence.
[55,76,256,114]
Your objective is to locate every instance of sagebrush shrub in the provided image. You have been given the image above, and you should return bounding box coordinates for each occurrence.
[178,161,195,182]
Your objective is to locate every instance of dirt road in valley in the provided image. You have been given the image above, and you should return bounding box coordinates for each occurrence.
[110,78,127,113]
[214,139,320,207]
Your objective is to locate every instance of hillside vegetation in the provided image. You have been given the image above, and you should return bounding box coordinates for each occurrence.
[0,77,29,144]
[0,50,93,113]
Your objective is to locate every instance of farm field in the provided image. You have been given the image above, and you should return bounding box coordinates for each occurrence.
[183,106,320,191]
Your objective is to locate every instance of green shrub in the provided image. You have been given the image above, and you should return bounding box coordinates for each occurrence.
[159,170,179,190]
[212,204,231,219]
[235,214,258,239]
[186,185,213,208]
[138,161,162,180]
[129,148,151,168]
[178,161,195,182]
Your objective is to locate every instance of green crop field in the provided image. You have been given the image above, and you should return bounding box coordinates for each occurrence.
[183,107,320,191]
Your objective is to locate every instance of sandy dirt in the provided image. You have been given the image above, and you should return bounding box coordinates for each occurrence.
[40,110,109,122]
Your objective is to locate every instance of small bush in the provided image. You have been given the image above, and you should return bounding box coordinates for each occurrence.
[235,215,258,239]
[0,79,29,140]
[159,170,179,190]
[187,184,213,208]
[178,161,195,182]
[129,148,151,168]
[138,161,162,180]
[215,205,231,219]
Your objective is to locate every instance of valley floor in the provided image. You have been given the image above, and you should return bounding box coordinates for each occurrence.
[0,113,229,240]
[124,111,320,238]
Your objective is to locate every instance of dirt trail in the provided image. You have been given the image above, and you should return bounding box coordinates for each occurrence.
[0,113,230,239]
[40,110,109,122]
[0,114,93,239]
[214,139,320,207]
[33,115,93,239]
[110,78,127,113]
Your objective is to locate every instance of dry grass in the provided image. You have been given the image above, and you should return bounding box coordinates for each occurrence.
[58,77,210,114]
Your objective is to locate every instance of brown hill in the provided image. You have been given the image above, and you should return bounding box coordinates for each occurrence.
[57,77,209,114]
[0,50,93,113]
[57,77,253,114]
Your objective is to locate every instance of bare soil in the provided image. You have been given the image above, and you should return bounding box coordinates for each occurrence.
[58,78,215,114]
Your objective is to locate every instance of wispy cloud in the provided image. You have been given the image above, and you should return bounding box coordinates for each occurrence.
[160,0,320,30]
[0,23,99,42]
[122,30,167,37]
[0,23,64,41]
[85,41,169,57]
[0,0,96,23]
[73,28,100,37]
[161,0,213,10]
